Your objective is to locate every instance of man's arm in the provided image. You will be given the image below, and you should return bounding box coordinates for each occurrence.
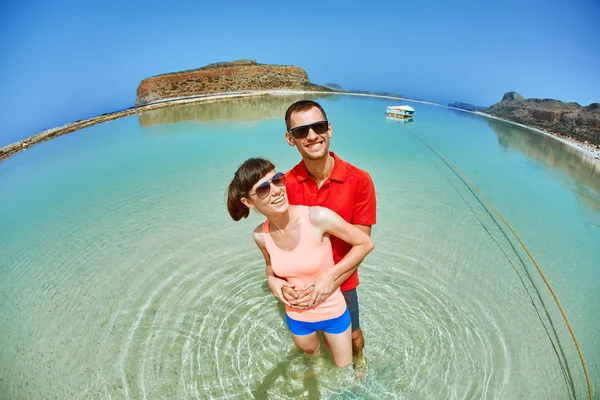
[289,224,371,308]
[331,224,371,286]
[299,208,374,307]
[330,173,376,288]
[288,171,376,308]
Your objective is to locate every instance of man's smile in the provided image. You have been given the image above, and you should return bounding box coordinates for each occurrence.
[306,140,324,150]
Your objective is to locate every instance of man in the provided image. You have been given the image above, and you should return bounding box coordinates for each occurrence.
[266,100,376,378]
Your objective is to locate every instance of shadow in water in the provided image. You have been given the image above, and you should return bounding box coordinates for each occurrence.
[250,347,321,400]
[251,280,321,399]
[137,93,340,128]
[487,118,600,213]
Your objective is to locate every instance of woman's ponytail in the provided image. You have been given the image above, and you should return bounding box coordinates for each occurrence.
[226,157,275,221]
[227,179,249,221]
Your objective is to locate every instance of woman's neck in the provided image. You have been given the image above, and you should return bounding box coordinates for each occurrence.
[267,205,296,232]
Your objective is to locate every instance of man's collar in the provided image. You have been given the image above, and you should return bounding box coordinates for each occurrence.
[329,152,347,182]
[295,152,347,183]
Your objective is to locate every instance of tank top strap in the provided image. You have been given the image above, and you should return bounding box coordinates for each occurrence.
[299,206,323,247]
[262,218,270,235]
[261,218,275,251]
[298,205,311,233]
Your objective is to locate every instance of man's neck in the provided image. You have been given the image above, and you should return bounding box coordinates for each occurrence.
[304,153,334,187]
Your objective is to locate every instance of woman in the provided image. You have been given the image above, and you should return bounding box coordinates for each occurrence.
[227,157,374,368]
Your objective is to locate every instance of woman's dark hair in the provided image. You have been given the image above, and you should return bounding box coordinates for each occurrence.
[227,157,275,221]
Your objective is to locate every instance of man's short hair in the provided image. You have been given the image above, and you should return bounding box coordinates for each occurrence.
[284,100,328,131]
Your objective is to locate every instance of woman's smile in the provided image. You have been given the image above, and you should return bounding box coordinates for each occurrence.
[271,194,285,205]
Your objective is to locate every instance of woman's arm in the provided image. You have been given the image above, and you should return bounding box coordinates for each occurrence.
[252,225,296,306]
[306,207,374,307]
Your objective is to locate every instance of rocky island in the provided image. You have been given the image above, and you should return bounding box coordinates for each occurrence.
[484,92,600,147]
[136,60,330,105]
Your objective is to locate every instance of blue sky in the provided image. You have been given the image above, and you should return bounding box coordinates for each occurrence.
[1,0,599,146]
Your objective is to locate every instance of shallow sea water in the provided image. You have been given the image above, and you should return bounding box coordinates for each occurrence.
[1,94,599,399]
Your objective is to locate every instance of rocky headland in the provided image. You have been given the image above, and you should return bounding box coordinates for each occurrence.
[484,92,600,148]
[448,102,487,112]
[136,60,330,105]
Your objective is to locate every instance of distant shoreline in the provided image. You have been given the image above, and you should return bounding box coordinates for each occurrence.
[1,90,599,163]
[473,111,600,161]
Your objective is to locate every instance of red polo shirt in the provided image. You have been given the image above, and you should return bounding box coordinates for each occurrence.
[285,152,376,292]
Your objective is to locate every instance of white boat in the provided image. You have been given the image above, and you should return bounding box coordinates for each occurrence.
[386,105,414,119]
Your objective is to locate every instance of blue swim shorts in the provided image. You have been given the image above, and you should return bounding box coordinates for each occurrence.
[285,308,351,336]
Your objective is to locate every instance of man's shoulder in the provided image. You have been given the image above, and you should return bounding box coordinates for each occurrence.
[340,158,373,185]
[285,160,304,179]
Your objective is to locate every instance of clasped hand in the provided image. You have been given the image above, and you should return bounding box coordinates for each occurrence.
[274,272,336,309]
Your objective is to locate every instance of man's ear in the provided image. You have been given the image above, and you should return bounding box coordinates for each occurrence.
[241,197,254,210]
[327,123,332,138]
[285,131,296,147]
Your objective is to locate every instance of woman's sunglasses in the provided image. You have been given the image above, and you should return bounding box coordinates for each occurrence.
[247,172,286,199]
[288,120,329,139]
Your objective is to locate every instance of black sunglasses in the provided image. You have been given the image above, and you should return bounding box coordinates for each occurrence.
[288,120,329,139]
[247,172,286,199]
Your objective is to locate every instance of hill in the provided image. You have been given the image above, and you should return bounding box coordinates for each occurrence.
[448,102,487,112]
[135,60,331,105]
[485,92,600,145]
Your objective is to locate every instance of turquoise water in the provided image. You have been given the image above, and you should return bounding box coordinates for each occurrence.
[1,94,598,399]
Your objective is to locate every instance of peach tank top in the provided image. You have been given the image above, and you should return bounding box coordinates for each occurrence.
[263,206,347,322]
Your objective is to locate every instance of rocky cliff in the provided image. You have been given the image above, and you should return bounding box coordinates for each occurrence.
[485,92,600,145]
[135,60,330,105]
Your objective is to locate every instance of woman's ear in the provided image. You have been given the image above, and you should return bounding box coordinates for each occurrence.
[241,197,254,209]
